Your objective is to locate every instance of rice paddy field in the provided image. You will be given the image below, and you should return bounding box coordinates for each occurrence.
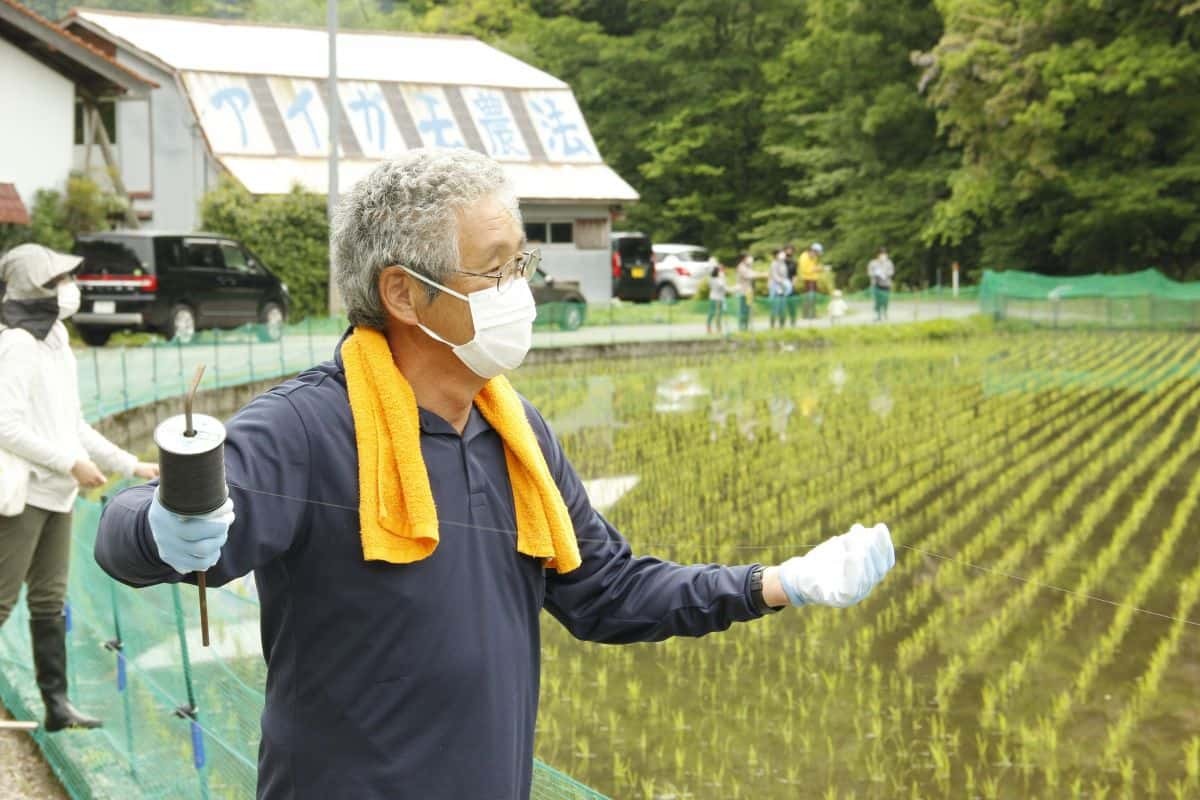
[515,328,1200,800]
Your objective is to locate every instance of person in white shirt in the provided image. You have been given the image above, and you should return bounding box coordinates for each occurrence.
[735,253,765,331]
[867,247,895,321]
[0,244,158,731]
[828,289,848,324]
[767,249,791,329]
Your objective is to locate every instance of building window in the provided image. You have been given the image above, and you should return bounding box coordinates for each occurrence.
[524,222,547,244]
[549,222,574,244]
[523,221,575,245]
[74,101,117,145]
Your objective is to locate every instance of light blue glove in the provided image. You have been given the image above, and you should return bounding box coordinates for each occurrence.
[779,523,895,607]
[148,488,234,574]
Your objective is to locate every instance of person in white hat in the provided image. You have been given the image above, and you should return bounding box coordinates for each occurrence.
[0,243,158,731]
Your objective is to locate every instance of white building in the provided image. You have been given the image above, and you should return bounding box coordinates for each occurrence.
[63,9,639,301]
[0,0,154,214]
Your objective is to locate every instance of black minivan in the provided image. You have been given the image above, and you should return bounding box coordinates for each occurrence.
[610,231,655,302]
[72,231,290,346]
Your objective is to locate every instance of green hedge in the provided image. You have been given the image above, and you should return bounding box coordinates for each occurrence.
[199,179,330,320]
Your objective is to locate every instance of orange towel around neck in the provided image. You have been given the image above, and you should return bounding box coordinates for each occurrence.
[342,326,581,573]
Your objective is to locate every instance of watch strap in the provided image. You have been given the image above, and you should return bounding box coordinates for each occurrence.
[750,565,783,614]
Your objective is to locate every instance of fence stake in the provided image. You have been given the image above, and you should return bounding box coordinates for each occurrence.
[176,339,185,396]
[213,336,220,388]
[119,347,130,412]
[171,584,211,799]
[92,348,102,418]
[102,494,139,778]
[307,316,315,366]
[278,326,286,376]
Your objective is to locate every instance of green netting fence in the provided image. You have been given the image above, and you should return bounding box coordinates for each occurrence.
[980,268,1200,329]
[76,291,978,420]
[4,313,611,798]
[0,493,607,799]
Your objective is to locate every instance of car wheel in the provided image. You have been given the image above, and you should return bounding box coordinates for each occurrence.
[257,302,286,342]
[167,304,197,344]
[559,302,585,331]
[77,326,112,347]
[657,283,678,303]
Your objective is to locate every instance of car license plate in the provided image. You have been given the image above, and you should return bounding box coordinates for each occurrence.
[631,268,646,279]
[93,301,116,314]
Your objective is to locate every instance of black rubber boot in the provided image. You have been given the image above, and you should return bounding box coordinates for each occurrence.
[29,617,102,732]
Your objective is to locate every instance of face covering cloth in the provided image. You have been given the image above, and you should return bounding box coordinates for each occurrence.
[0,297,58,340]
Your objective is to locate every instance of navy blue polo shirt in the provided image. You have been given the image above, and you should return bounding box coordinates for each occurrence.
[95,334,765,799]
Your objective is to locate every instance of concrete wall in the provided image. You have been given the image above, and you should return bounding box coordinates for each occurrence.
[522,203,611,302]
[0,39,75,208]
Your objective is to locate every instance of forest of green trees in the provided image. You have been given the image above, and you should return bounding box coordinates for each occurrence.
[32,0,1200,285]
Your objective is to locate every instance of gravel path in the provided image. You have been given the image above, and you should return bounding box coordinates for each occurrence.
[0,704,67,800]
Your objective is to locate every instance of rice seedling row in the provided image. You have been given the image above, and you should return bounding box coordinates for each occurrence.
[516,330,1200,798]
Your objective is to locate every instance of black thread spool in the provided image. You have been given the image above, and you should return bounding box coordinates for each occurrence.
[154,365,226,647]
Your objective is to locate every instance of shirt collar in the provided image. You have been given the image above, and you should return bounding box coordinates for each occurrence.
[417,404,493,442]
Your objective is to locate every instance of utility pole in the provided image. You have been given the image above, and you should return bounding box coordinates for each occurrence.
[327,0,343,315]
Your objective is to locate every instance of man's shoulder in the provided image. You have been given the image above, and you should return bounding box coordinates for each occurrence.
[515,392,560,448]
[516,392,547,429]
[238,361,347,427]
[273,360,343,398]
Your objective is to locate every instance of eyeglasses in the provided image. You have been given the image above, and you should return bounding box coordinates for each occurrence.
[451,248,541,294]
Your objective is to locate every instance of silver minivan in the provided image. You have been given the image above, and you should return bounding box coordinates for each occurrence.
[652,243,715,302]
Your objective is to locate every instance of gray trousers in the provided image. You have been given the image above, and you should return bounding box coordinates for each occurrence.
[0,505,72,627]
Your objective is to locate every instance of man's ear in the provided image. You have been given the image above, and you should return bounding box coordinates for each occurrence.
[378,267,421,325]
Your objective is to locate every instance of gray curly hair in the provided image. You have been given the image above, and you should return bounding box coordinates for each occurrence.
[331,148,520,330]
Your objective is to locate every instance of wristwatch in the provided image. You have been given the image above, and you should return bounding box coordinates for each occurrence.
[749,565,783,614]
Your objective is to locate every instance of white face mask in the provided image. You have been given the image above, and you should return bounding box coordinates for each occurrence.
[401,267,537,379]
[57,281,81,320]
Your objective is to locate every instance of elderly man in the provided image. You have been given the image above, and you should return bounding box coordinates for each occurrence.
[95,149,894,799]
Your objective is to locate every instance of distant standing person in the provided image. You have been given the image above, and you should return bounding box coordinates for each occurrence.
[735,253,757,331]
[767,248,791,329]
[783,243,798,326]
[799,242,824,320]
[868,247,895,321]
[707,263,728,334]
[828,290,848,325]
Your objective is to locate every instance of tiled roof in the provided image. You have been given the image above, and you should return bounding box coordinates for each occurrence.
[0,0,156,91]
[0,184,31,226]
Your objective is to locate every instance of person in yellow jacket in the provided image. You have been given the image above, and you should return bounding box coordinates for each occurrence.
[798,242,824,320]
